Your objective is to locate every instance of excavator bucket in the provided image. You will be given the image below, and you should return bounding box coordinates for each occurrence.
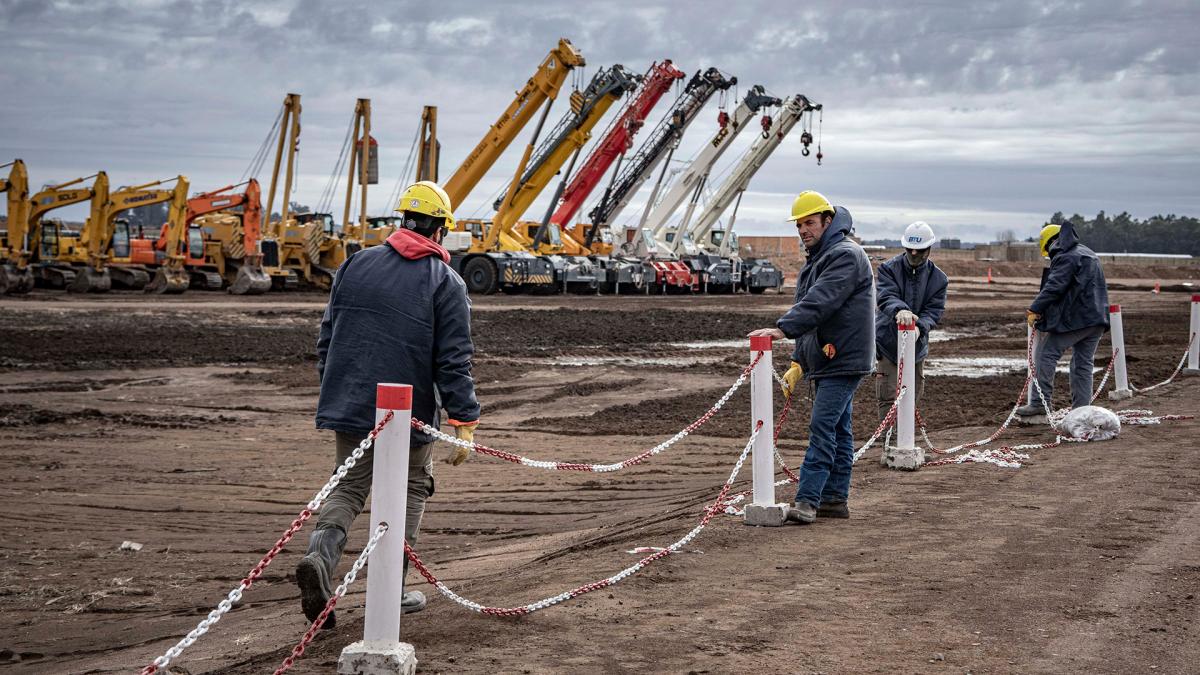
[0,265,35,295]
[109,266,150,290]
[67,267,112,293]
[145,267,189,294]
[228,264,271,295]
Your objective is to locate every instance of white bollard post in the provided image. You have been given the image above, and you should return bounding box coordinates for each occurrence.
[1108,304,1133,400]
[744,335,788,526]
[338,383,418,675]
[883,321,922,469]
[1185,295,1200,376]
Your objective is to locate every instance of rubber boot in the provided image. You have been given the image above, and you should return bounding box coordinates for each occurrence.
[401,558,427,614]
[295,526,347,628]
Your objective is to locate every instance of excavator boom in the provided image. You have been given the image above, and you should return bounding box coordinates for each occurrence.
[0,160,33,294]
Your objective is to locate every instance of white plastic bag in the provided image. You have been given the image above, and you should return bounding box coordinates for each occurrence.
[1060,405,1121,441]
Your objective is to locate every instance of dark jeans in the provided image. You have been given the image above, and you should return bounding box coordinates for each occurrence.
[794,375,863,508]
[315,432,435,553]
[1036,325,1104,409]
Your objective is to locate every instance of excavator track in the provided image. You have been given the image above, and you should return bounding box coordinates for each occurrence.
[0,265,35,295]
[109,266,149,290]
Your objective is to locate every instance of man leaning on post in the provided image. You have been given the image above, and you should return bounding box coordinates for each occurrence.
[749,191,875,524]
[295,181,481,627]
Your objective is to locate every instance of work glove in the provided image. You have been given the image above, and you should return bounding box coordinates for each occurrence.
[780,361,803,399]
[822,343,837,359]
[1026,310,1040,327]
[445,420,478,466]
[895,309,917,326]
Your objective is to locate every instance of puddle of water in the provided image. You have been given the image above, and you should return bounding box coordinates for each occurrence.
[549,355,726,367]
[926,357,1100,378]
[669,339,752,349]
[928,330,970,343]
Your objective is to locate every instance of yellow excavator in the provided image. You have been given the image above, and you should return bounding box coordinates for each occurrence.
[24,172,109,290]
[65,176,190,292]
[0,159,33,294]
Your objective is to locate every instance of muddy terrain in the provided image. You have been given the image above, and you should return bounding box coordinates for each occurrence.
[0,280,1197,674]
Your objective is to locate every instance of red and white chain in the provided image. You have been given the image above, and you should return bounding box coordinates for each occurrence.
[141,412,394,675]
[1131,333,1196,393]
[404,424,762,616]
[274,523,389,675]
[414,353,762,472]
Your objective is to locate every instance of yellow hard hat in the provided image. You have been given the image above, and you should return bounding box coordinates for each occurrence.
[1039,223,1061,258]
[395,180,457,231]
[785,190,833,222]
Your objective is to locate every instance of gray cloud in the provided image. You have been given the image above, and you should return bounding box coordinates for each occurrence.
[1,0,1197,243]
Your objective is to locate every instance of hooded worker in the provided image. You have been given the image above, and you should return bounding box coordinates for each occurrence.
[1017,221,1109,415]
[297,180,480,626]
[749,191,875,524]
[874,222,948,422]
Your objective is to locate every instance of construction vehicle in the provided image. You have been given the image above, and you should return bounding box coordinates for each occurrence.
[370,105,439,246]
[72,176,191,292]
[23,172,109,290]
[0,159,33,294]
[457,64,639,294]
[256,93,305,290]
[674,94,821,293]
[443,39,585,209]
[629,85,782,292]
[149,179,272,294]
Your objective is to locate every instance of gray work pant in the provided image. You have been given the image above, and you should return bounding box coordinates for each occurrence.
[876,358,925,421]
[1036,325,1105,410]
[315,432,435,557]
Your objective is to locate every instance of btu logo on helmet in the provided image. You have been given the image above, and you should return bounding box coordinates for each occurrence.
[905,235,924,245]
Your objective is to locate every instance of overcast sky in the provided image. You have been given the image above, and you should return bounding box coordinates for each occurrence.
[2,0,1197,242]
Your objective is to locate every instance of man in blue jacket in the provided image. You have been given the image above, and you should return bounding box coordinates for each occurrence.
[875,222,948,421]
[1018,221,1109,415]
[295,181,480,627]
[750,191,875,524]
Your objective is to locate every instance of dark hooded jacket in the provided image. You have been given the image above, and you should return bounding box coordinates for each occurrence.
[776,206,876,379]
[874,254,948,364]
[1029,221,1109,334]
[316,228,480,445]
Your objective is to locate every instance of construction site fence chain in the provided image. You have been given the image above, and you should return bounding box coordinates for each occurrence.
[140,413,394,675]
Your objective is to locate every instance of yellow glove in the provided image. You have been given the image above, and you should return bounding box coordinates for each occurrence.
[781,361,803,399]
[445,420,478,466]
[1026,310,1040,327]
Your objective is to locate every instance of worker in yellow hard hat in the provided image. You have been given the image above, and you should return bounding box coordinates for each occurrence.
[1017,221,1110,417]
[297,180,479,623]
[748,190,875,523]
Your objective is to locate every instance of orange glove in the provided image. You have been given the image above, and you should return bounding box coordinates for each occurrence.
[1026,310,1040,327]
[445,420,478,466]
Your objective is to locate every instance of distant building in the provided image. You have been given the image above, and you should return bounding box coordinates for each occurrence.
[940,238,962,250]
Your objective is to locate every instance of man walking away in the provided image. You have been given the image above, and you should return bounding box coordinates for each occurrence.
[297,181,480,627]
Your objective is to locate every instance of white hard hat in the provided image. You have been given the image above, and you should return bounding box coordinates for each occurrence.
[902,221,936,250]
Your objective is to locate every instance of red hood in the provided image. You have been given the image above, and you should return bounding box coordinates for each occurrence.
[387,227,450,264]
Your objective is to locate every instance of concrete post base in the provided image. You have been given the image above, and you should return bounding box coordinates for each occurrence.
[1108,389,1133,401]
[1183,368,1200,376]
[743,503,789,527]
[1016,413,1048,426]
[338,640,417,675]
[882,446,924,471]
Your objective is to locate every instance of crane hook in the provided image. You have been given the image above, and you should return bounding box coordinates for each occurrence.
[760,115,772,139]
[717,110,729,129]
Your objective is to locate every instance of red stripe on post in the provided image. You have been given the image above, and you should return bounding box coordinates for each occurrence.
[1192,294,1200,302]
[899,321,917,331]
[749,336,774,351]
[376,383,412,411]
[1109,304,1120,313]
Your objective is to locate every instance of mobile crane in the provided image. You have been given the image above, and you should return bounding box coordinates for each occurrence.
[543,60,683,248]
[457,64,639,294]
[632,85,782,291]
[675,94,821,293]
[23,172,109,290]
[580,67,735,291]
[257,93,306,290]
[0,159,33,294]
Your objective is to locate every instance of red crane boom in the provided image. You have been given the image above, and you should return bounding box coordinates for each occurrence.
[547,60,684,230]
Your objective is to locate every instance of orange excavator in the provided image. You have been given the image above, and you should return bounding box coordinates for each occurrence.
[145,179,271,294]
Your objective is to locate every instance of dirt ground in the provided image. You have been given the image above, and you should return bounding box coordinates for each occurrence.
[0,279,1197,674]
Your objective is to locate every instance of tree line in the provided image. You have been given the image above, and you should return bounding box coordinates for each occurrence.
[1048,211,1199,256]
